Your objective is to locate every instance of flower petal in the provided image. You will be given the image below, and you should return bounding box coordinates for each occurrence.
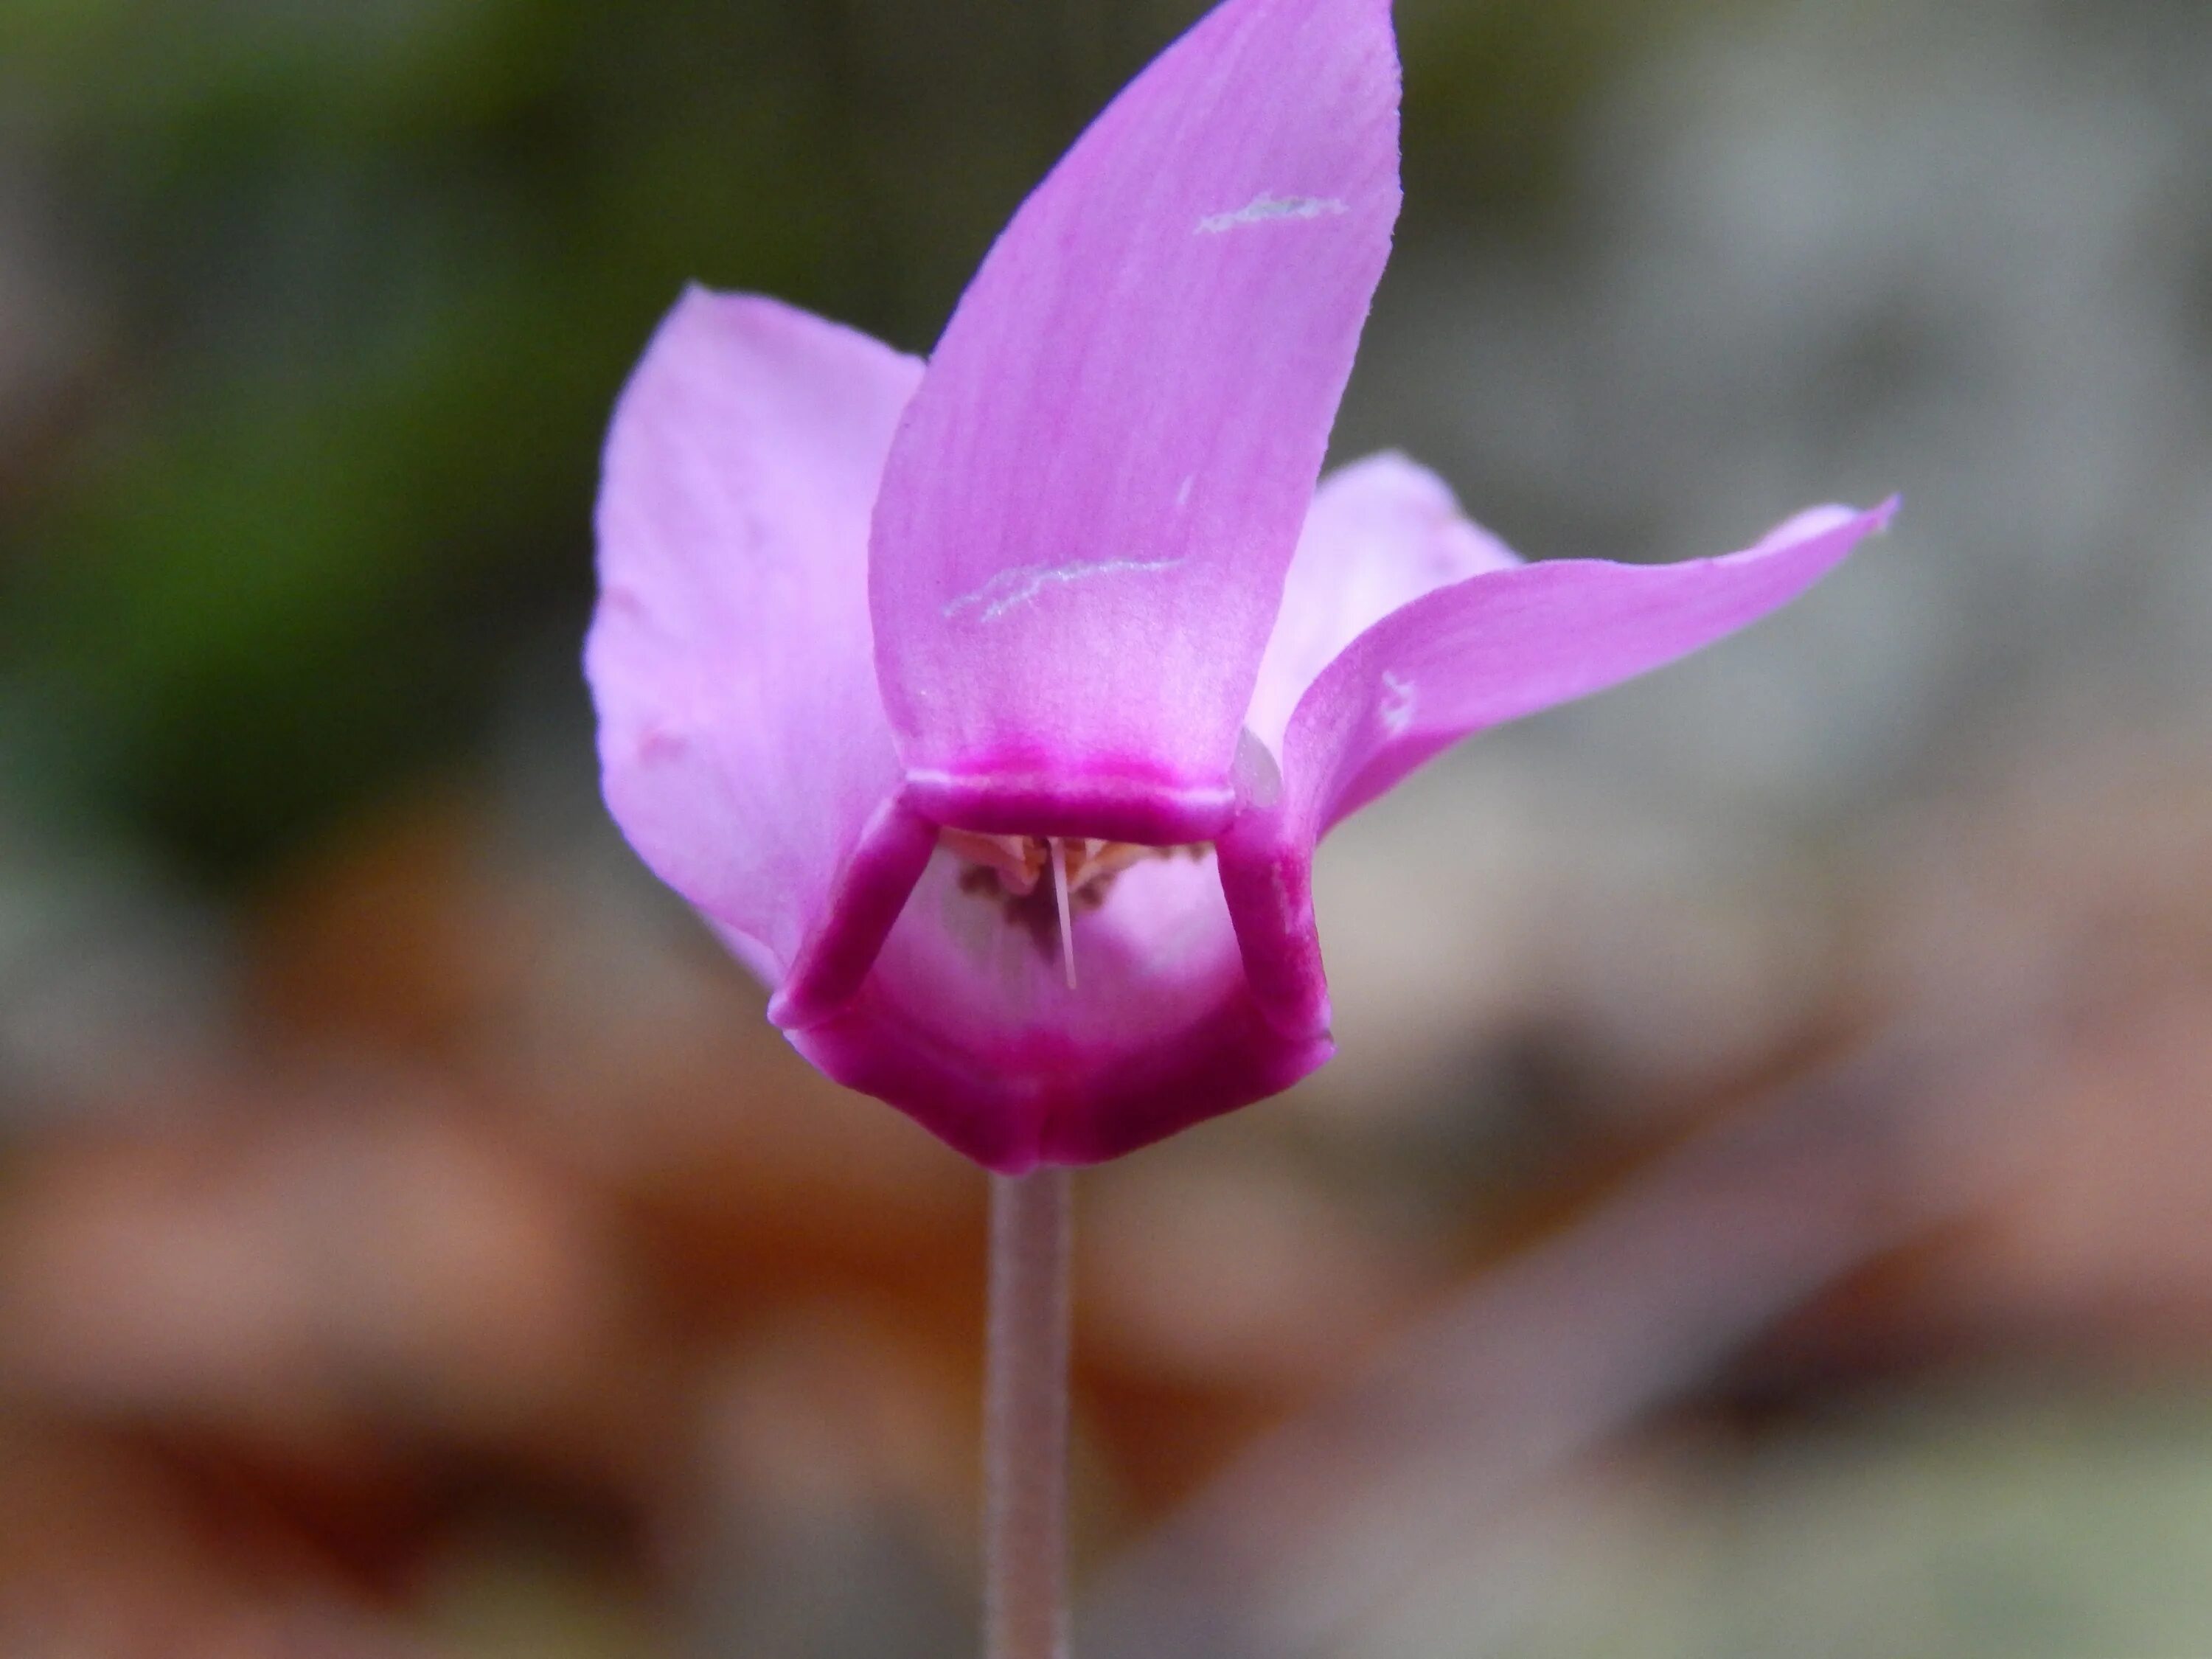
[585,288,922,980]
[1220,497,1898,1038]
[1283,498,1897,836]
[1245,452,1520,756]
[870,0,1403,843]
[790,848,1333,1170]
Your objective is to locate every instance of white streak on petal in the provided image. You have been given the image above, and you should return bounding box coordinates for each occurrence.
[1197,193,1350,234]
[1378,669,1416,737]
[942,557,1188,623]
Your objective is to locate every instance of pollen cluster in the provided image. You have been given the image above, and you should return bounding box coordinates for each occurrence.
[942,830,1208,985]
[943,831,1196,903]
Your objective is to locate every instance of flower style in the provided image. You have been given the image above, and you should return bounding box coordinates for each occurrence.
[585,0,1893,1172]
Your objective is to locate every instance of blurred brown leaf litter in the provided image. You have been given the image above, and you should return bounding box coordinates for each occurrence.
[0,723,2208,1655]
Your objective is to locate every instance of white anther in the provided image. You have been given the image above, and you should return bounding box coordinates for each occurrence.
[1048,837,1077,991]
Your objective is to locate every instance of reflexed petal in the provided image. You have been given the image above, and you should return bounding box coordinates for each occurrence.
[1220,498,1896,1040]
[1281,498,1896,835]
[586,289,921,979]
[871,0,1403,841]
[1246,452,1520,755]
[790,849,1333,1170]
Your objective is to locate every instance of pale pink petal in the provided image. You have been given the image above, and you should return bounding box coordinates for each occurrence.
[1283,498,1898,835]
[790,849,1332,1169]
[870,0,1402,845]
[1220,498,1898,1039]
[585,289,921,980]
[1245,451,1520,755]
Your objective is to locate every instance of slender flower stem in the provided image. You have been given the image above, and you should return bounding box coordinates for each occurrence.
[984,1166,1074,1659]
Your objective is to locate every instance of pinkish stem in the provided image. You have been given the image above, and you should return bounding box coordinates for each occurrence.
[984,1166,1074,1659]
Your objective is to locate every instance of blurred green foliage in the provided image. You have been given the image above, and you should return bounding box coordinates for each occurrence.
[1492,1393,2212,1659]
[0,0,1726,881]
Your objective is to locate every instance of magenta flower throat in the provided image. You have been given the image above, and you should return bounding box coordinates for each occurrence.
[585,0,1894,1174]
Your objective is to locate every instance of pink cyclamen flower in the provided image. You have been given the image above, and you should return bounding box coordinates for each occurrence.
[585,0,1893,1174]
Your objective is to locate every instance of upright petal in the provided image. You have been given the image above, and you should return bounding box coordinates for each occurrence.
[871,0,1403,844]
[586,290,922,978]
[1245,452,1520,756]
[1220,498,1896,1039]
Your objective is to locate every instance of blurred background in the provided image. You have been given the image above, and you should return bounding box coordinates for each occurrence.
[4,0,2211,1652]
